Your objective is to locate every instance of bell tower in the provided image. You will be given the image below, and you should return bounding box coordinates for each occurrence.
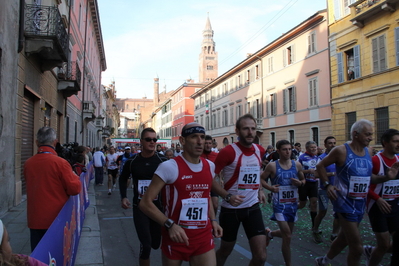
[199,14,218,83]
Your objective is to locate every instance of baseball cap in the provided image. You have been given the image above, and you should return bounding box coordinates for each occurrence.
[125,146,131,150]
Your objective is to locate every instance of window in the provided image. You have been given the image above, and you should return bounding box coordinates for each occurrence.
[246,102,250,114]
[255,65,259,79]
[66,116,70,143]
[207,65,213,70]
[270,132,276,148]
[333,0,355,21]
[289,130,295,144]
[283,86,296,113]
[217,110,221,128]
[283,45,295,66]
[223,110,228,127]
[236,105,242,119]
[346,112,357,141]
[372,35,387,73]
[337,45,361,83]
[309,78,318,107]
[230,107,234,125]
[255,99,261,119]
[212,113,216,129]
[205,116,209,130]
[308,31,316,54]
[267,93,277,117]
[74,121,78,143]
[246,70,250,83]
[312,127,319,145]
[267,57,273,73]
[375,107,389,144]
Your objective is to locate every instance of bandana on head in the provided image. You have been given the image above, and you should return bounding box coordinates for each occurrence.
[181,126,205,137]
[0,220,4,245]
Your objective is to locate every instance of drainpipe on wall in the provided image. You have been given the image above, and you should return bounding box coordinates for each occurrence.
[18,0,25,53]
[80,0,89,146]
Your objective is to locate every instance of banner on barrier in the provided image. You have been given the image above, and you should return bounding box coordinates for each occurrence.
[31,163,94,265]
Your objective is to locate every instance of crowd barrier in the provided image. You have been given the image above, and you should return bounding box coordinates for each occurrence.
[31,162,94,266]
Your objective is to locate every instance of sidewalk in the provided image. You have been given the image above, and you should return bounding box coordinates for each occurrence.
[0,181,104,266]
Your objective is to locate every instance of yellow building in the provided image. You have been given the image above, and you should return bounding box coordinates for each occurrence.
[328,0,399,147]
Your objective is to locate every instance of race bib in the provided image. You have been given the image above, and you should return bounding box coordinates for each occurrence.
[238,166,260,190]
[348,176,370,199]
[278,185,298,204]
[382,180,399,201]
[178,198,208,229]
[138,180,158,200]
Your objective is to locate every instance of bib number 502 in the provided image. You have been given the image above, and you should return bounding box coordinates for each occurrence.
[353,183,367,192]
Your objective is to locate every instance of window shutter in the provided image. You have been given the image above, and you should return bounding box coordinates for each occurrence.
[273,94,277,116]
[283,89,287,114]
[283,50,287,67]
[337,52,344,83]
[372,38,379,73]
[308,35,311,54]
[334,0,341,20]
[396,27,399,66]
[379,35,386,71]
[292,44,296,63]
[292,86,297,112]
[309,80,313,106]
[266,100,270,117]
[353,45,361,79]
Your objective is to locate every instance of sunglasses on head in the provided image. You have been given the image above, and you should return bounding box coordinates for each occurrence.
[143,138,158,143]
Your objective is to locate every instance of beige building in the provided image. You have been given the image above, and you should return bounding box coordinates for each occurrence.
[327,0,399,146]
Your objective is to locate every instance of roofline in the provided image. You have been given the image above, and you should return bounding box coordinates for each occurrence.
[89,0,107,71]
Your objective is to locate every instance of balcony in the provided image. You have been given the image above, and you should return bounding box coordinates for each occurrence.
[102,126,111,138]
[95,116,104,130]
[58,61,81,97]
[24,4,68,71]
[83,101,96,121]
[351,0,398,27]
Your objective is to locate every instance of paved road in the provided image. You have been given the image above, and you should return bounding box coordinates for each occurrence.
[94,184,391,266]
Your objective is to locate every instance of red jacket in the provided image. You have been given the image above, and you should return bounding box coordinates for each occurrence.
[24,145,81,229]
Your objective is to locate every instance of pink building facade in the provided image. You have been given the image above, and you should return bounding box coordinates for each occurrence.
[193,10,332,149]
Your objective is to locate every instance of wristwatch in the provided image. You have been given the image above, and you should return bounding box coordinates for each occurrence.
[324,181,331,188]
[224,193,232,202]
[164,219,175,229]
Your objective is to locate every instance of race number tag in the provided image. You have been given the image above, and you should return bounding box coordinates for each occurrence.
[138,180,158,200]
[238,166,260,190]
[348,176,370,199]
[382,180,399,201]
[179,198,208,229]
[278,185,298,204]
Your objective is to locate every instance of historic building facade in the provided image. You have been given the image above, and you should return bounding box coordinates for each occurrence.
[192,10,332,149]
[327,0,399,146]
[0,0,108,209]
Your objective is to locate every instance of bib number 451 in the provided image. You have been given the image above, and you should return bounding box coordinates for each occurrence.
[186,207,203,220]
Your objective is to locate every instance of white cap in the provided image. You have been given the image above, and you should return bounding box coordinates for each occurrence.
[0,219,4,245]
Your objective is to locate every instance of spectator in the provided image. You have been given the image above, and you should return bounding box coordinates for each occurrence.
[174,144,183,157]
[164,149,174,159]
[24,127,81,251]
[93,147,106,186]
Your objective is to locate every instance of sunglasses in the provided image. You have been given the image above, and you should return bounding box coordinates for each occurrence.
[143,138,158,143]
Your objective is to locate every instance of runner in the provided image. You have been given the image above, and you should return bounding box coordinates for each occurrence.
[315,119,399,266]
[106,146,119,195]
[212,114,267,266]
[119,128,167,266]
[201,135,219,215]
[298,141,320,240]
[312,136,340,243]
[139,123,222,266]
[364,129,399,266]
[261,139,305,266]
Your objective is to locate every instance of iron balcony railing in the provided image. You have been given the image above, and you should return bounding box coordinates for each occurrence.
[24,4,68,60]
[59,61,82,84]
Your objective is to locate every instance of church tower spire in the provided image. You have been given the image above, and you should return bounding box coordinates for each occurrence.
[199,13,218,83]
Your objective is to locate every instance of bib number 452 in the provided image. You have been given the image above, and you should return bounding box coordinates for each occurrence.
[242,174,257,184]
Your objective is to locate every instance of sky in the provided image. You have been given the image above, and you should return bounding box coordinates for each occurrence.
[97,0,327,99]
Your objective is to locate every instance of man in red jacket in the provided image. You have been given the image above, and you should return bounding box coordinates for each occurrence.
[24,127,81,251]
